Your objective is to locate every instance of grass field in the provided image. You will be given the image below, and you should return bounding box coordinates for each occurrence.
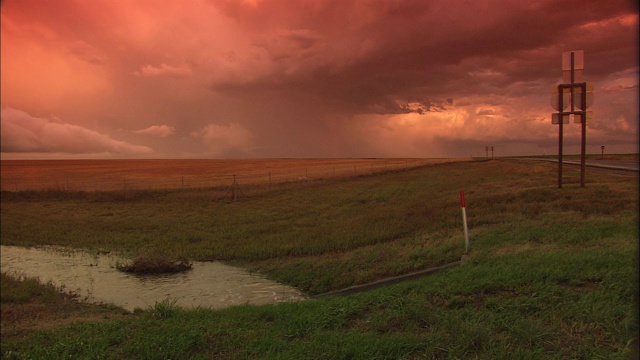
[0,158,462,192]
[1,158,638,358]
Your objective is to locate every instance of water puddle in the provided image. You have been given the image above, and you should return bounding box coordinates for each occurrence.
[0,245,307,312]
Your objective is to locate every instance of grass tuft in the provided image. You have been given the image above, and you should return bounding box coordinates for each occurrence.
[149,298,181,319]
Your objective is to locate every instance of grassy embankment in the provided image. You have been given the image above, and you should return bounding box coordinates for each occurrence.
[1,158,638,358]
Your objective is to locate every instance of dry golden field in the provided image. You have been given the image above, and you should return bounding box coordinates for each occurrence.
[1,158,467,192]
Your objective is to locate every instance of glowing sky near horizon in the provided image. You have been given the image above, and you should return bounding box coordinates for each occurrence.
[1,0,638,159]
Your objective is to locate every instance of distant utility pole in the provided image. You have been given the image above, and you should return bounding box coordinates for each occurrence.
[491,146,494,159]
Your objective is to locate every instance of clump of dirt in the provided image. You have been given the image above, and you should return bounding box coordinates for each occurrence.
[117,254,192,274]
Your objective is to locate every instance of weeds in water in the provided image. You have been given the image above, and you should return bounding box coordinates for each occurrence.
[116,254,192,274]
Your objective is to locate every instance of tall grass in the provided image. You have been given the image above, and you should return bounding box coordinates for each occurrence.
[1,158,637,358]
[0,273,67,305]
[1,159,636,294]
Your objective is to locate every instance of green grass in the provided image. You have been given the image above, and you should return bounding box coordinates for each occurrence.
[1,161,477,293]
[1,159,638,358]
[0,273,65,305]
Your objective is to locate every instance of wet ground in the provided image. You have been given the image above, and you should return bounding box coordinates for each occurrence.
[1,245,307,312]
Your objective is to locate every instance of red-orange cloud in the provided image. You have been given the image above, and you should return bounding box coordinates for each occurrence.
[134,64,193,78]
[132,125,177,138]
[1,108,152,155]
[191,123,254,157]
[1,0,637,158]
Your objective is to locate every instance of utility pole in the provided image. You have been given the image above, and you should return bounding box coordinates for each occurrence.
[551,50,594,188]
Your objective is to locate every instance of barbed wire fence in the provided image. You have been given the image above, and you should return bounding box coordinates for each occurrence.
[1,159,458,198]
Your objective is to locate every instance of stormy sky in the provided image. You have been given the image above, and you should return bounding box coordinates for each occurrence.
[1,0,638,159]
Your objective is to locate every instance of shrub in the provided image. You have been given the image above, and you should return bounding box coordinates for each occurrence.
[116,254,192,274]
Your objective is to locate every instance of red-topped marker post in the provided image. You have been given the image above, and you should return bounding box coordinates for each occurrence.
[460,190,469,254]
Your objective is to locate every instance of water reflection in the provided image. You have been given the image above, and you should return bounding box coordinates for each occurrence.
[0,245,307,311]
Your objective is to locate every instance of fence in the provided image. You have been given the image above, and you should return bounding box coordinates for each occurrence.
[1,158,465,195]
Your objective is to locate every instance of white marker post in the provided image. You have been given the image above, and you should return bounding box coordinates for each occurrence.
[460,190,470,254]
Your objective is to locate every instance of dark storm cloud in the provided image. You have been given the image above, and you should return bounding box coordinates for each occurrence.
[1,0,637,158]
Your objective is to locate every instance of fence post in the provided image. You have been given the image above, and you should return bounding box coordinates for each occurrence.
[232,175,237,201]
[460,190,470,254]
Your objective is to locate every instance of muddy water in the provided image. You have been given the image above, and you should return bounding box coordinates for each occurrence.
[0,245,307,311]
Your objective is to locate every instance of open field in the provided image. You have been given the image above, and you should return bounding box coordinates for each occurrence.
[1,158,638,358]
[0,158,463,192]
